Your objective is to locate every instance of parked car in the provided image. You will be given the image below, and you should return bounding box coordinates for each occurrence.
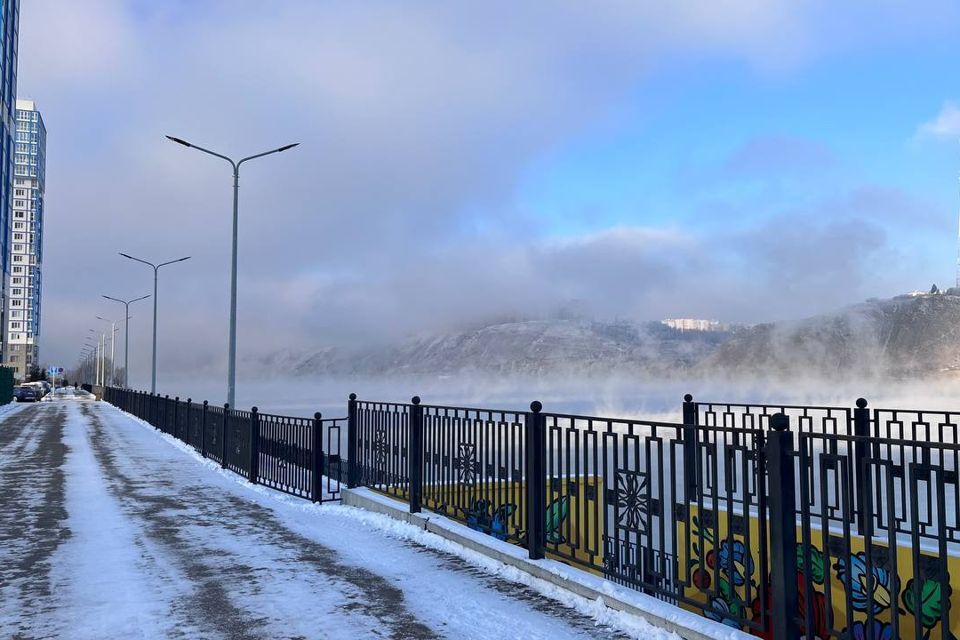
[14,385,38,402]
[24,382,47,399]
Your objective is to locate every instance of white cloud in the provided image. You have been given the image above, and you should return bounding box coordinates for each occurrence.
[916,102,960,140]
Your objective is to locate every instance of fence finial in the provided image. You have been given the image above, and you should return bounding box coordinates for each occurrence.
[684,393,693,403]
[314,411,322,420]
[349,392,357,401]
[530,400,542,413]
[856,397,868,409]
[771,412,789,432]
[412,396,421,405]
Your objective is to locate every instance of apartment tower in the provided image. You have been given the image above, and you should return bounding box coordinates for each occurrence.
[0,0,17,368]
[4,99,43,380]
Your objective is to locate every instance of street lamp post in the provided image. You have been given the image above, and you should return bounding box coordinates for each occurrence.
[119,253,191,394]
[103,294,150,388]
[166,135,298,407]
[95,316,118,386]
[87,329,102,386]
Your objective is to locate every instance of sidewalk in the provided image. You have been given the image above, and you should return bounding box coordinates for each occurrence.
[0,395,676,639]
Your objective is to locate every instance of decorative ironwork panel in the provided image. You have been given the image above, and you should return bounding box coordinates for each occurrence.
[355,401,411,501]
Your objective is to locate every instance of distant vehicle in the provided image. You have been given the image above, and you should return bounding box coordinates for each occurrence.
[14,386,38,402]
[24,382,47,399]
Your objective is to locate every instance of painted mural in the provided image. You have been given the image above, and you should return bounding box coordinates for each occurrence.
[678,506,960,639]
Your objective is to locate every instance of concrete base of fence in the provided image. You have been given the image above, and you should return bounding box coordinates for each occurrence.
[342,487,751,640]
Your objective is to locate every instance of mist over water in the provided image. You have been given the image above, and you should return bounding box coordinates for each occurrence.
[149,373,960,422]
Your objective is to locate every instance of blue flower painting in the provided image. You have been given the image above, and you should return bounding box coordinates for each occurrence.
[834,552,892,614]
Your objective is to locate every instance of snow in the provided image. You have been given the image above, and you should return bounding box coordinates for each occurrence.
[1,393,683,639]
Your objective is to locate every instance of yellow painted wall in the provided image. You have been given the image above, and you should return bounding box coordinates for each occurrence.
[677,505,960,638]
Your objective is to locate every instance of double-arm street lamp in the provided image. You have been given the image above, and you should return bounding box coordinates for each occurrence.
[102,294,150,388]
[119,253,191,394]
[166,135,299,408]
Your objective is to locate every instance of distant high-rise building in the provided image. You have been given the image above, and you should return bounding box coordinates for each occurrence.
[660,318,727,332]
[4,99,43,380]
[0,0,18,367]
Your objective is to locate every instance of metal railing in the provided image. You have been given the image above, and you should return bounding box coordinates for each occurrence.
[350,393,960,640]
[102,386,960,639]
[102,387,344,503]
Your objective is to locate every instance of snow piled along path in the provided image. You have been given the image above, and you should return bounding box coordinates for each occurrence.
[0,395,677,640]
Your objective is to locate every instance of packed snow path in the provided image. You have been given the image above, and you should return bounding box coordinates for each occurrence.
[0,393,671,640]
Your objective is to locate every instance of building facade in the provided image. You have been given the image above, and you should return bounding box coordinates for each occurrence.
[0,0,17,368]
[660,318,727,333]
[4,99,43,380]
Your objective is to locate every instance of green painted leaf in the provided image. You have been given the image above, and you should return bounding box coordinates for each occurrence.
[545,496,570,534]
[717,578,741,617]
[903,578,949,629]
[796,544,825,584]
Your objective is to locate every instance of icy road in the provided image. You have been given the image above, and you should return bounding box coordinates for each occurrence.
[0,392,675,640]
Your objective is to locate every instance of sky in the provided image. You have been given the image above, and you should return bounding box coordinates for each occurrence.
[15,0,960,381]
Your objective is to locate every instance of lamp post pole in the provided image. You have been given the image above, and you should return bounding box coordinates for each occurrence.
[166,135,298,407]
[95,316,119,386]
[103,294,150,388]
[119,254,191,394]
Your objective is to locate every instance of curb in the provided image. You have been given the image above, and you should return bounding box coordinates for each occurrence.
[343,487,750,640]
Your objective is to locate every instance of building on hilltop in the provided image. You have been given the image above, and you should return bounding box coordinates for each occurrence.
[660,318,727,332]
[0,0,17,368]
[3,99,44,381]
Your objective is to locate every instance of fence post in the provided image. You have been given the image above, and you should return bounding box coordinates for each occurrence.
[201,400,208,458]
[249,407,260,483]
[312,412,324,503]
[853,397,873,537]
[347,393,359,488]
[682,394,699,504]
[185,398,192,446]
[525,400,547,560]
[220,403,229,469]
[164,395,171,434]
[409,396,424,514]
[767,413,799,640]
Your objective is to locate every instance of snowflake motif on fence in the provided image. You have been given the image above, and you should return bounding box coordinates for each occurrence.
[373,426,388,467]
[615,469,650,535]
[455,443,478,484]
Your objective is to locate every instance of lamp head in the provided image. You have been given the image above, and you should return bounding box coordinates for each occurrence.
[165,135,192,148]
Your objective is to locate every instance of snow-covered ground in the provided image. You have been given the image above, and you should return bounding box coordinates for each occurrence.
[0,392,678,639]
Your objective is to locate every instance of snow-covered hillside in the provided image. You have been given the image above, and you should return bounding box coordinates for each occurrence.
[253,292,960,381]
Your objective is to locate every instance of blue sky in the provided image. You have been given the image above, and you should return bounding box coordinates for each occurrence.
[521,44,958,242]
[15,1,960,374]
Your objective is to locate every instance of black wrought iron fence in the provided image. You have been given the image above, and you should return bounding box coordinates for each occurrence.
[102,387,343,503]
[102,385,960,639]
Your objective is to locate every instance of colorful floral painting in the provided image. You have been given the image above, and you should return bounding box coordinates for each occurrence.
[835,552,893,614]
[460,499,516,541]
[679,506,957,640]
